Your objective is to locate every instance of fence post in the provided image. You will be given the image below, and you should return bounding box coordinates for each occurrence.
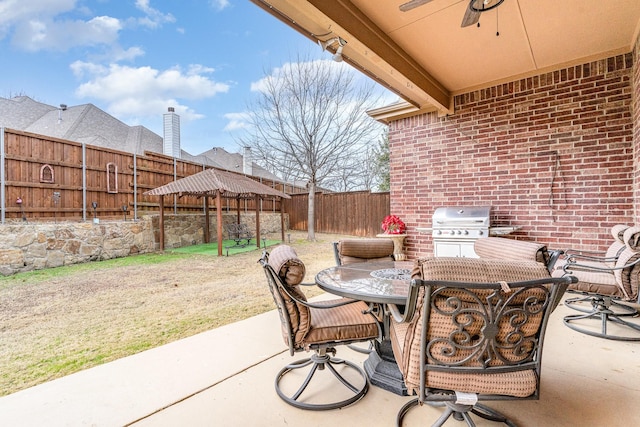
[1,127,4,224]
[173,157,177,215]
[82,143,87,221]
[133,153,138,221]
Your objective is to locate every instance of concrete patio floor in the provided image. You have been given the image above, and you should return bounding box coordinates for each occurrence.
[1,296,639,427]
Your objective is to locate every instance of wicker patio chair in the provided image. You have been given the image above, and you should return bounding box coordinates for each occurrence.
[259,245,381,410]
[388,257,575,426]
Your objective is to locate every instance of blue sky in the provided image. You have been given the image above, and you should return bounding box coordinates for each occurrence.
[0,0,393,155]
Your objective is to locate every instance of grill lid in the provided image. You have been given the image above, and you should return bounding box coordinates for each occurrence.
[432,206,491,228]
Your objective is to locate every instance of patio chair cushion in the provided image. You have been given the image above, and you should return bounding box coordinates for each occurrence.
[302,298,379,348]
[474,237,550,266]
[611,224,631,243]
[269,244,306,286]
[268,245,311,344]
[337,239,394,264]
[391,257,551,397]
[623,225,640,252]
[604,241,626,267]
[613,246,640,300]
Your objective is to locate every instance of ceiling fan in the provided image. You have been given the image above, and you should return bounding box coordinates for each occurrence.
[399,0,505,27]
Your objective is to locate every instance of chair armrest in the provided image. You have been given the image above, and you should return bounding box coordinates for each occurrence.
[332,242,341,266]
[279,280,365,310]
[387,303,406,323]
[563,256,640,273]
[547,249,564,272]
[387,279,422,323]
[563,248,618,263]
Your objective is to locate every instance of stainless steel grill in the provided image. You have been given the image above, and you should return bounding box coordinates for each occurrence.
[417,206,518,258]
[432,206,491,240]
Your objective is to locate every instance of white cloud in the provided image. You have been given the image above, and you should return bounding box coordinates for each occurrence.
[73,62,230,121]
[223,112,251,131]
[109,45,145,62]
[0,0,174,54]
[0,0,76,28]
[10,14,121,51]
[250,59,342,93]
[210,0,230,12]
[134,0,175,29]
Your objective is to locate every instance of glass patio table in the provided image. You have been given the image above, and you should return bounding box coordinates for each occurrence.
[315,260,414,396]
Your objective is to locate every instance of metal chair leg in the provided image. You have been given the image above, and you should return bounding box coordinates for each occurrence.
[564,295,640,341]
[275,351,369,410]
[396,399,518,427]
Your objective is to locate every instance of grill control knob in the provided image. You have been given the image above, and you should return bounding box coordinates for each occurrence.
[449,230,455,235]
[463,230,469,235]
[436,230,442,235]
[456,230,462,235]
[478,230,484,236]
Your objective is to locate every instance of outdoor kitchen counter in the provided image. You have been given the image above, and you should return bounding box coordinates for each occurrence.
[415,226,520,236]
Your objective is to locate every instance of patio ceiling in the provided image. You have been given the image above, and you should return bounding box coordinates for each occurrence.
[251,0,640,116]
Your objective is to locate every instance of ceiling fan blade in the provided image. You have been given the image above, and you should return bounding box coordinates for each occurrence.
[461,2,481,27]
[399,0,434,12]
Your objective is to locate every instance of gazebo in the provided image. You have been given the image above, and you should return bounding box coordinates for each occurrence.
[144,168,291,255]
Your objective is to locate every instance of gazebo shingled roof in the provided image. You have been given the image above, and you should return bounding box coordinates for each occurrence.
[144,168,291,200]
[144,168,290,255]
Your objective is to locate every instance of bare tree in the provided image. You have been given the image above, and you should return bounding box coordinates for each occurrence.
[238,53,384,240]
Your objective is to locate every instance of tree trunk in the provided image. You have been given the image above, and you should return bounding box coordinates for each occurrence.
[307,182,316,241]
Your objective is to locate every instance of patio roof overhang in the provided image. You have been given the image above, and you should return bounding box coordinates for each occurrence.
[250,0,640,120]
[144,168,290,255]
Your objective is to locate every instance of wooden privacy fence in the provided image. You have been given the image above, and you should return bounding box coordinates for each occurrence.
[0,128,295,223]
[283,191,390,237]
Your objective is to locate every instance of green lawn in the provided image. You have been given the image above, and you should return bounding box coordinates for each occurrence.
[168,239,280,256]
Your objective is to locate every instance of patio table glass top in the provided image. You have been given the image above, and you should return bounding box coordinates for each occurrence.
[315,261,413,305]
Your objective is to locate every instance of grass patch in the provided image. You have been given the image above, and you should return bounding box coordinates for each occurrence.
[0,230,348,396]
[169,239,280,256]
[0,252,191,287]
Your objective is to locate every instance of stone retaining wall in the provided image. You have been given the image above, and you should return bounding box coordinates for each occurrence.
[0,213,286,275]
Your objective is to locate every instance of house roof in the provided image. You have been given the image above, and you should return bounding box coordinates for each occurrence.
[143,168,290,200]
[251,0,640,117]
[0,96,164,155]
[196,147,281,182]
[0,95,287,185]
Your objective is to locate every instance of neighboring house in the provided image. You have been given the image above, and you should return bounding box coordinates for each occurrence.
[0,95,283,183]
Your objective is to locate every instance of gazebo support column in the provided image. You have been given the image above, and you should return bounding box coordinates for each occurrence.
[204,196,210,244]
[216,191,223,256]
[280,206,285,242]
[255,195,261,248]
[159,196,165,251]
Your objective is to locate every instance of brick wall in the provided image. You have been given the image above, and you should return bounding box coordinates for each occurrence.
[389,52,637,259]
[633,33,640,224]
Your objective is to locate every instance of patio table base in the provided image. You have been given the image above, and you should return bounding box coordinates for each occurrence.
[363,339,408,396]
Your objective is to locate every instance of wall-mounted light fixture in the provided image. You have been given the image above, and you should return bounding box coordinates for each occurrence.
[318,37,347,62]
